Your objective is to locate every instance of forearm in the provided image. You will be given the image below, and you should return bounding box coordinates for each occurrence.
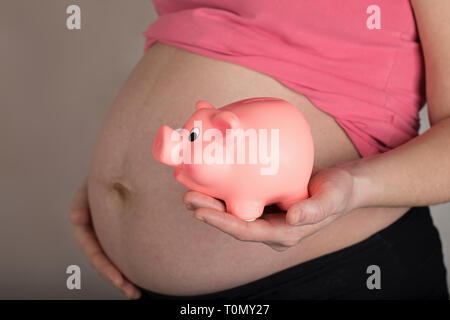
[340,116,450,208]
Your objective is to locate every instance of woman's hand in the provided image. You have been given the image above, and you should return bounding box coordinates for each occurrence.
[183,166,359,252]
[69,178,141,299]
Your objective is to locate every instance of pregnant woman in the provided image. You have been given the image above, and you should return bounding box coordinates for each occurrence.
[70,0,450,299]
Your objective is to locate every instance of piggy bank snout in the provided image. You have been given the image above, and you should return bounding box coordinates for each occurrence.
[152,125,184,166]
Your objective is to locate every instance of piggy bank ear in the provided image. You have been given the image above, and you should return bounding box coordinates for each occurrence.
[211,111,239,130]
[195,100,215,110]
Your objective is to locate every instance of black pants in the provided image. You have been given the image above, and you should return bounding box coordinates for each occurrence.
[139,206,449,300]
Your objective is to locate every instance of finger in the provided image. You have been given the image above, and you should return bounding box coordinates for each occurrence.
[73,223,124,288]
[259,212,335,251]
[294,214,338,240]
[69,178,91,225]
[69,208,91,225]
[69,210,90,226]
[120,277,142,299]
[286,188,341,226]
[69,177,89,212]
[76,224,141,299]
[183,190,226,212]
[194,208,274,242]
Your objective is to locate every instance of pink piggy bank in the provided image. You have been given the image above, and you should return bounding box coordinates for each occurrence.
[152,97,314,221]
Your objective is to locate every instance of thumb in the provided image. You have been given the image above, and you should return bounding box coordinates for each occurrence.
[286,190,338,226]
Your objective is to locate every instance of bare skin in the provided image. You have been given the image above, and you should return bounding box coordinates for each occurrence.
[69,0,450,298]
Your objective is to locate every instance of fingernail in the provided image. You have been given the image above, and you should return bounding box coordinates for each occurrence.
[195,215,205,222]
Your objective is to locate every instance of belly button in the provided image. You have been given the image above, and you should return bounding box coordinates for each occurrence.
[111,181,134,211]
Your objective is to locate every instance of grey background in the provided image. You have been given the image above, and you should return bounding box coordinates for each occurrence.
[0,0,448,299]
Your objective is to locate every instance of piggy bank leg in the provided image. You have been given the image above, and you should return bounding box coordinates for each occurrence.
[225,200,265,222]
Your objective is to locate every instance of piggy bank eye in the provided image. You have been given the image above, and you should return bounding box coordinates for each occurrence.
[189,127,200,142]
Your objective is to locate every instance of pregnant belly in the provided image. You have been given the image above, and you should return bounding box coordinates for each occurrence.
[87,42,409,296]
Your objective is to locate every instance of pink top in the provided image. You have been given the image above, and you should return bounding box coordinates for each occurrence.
[143,0,425,157]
